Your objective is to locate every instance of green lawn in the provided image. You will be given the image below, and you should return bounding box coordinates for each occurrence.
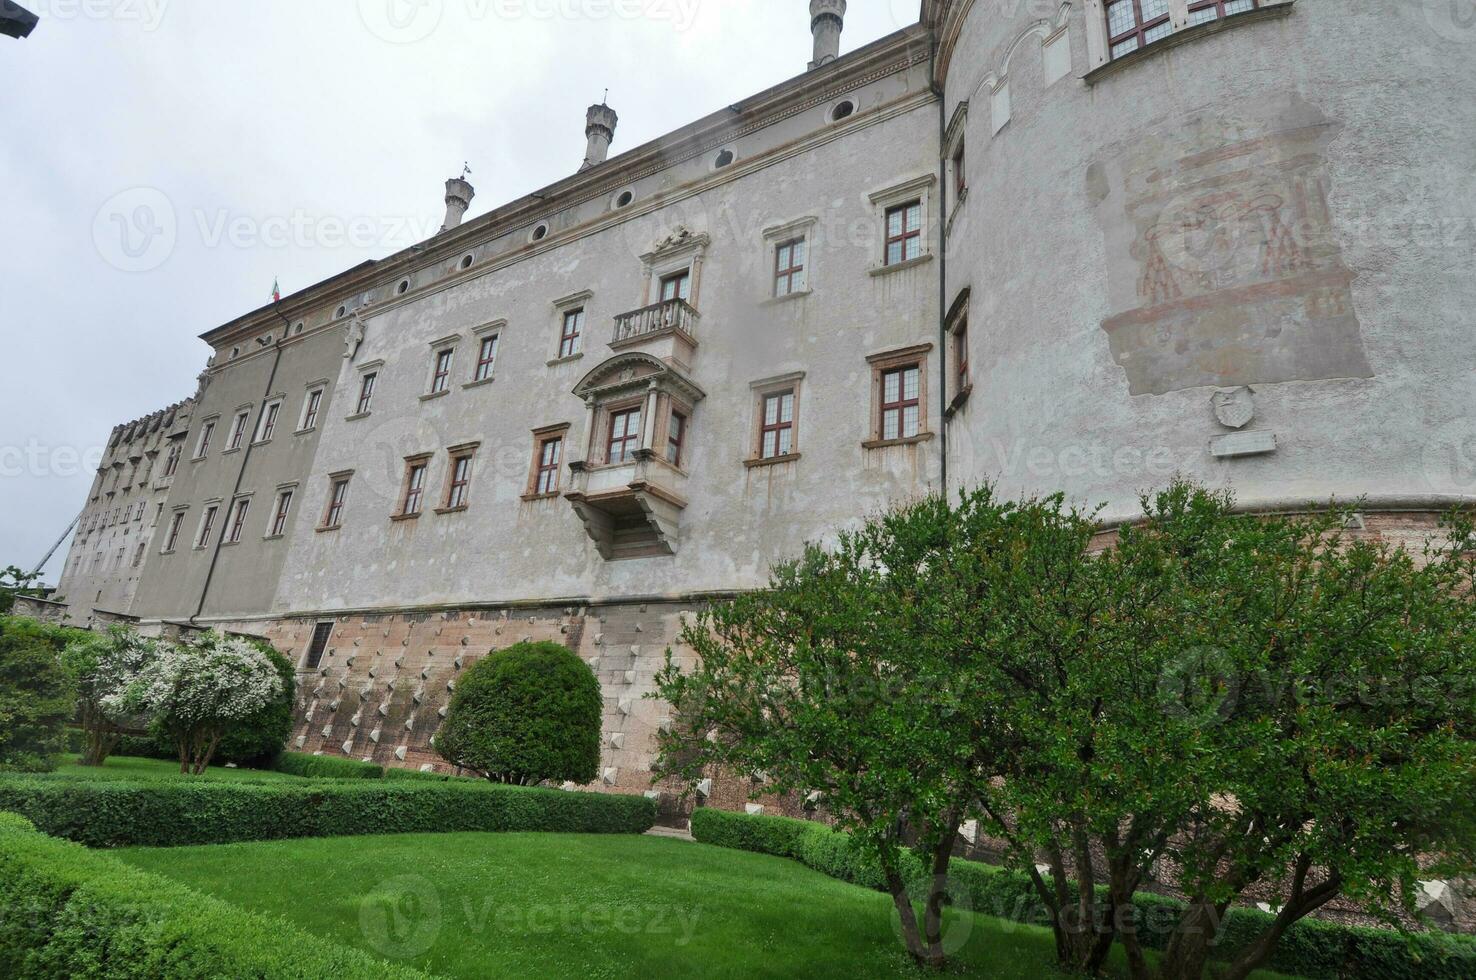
[43,754,303,783]
[118,833,1297,979]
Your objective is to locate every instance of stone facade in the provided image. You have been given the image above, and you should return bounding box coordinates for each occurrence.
[51,0,1475,832]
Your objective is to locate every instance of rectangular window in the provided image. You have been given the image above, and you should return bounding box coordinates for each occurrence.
[195,420,216,459]
[305,622,333,670]
[559,309,584,359]
[881,365,922,440]
[534,436,562,496]
[196,505,219,549]
[132,542,146,568]
[1106,0,1173,59]
[473,334,499,382]
[257,401,281,442]
[270,490,293,537]
[324,477,350,528]
[667,411,686,466]
[954,317,970,398]
[1188,0,1257,26]
[953,144,966,202]
[884,201,923,266]
[774,239,807,297]
[356,373,377,415]
[163,443,182,477]
[607,407,642,464]
[430,349,454,394]
[301,389,323,430]
[446,453,474,509]
[760,390,795,459]
[226,498,250,543]
[659,270,692,303]
[400,461,428,516]
[227,410,250,451]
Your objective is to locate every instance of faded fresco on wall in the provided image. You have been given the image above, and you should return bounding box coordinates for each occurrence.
[1092,97,1372,396]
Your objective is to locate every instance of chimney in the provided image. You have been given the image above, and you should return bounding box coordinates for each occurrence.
[809,0,846,70]
[582,102,618,171]
[442,176,475,231]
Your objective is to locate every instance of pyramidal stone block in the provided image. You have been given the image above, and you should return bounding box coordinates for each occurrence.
[405,716,415,732]
[341,739,354,755]
[602,767,619,786]
[420,764,435,773]
[607,733,625,749]
[394,746,408,761]
[369,728,382,744]
[437,705,448,719]
[618,697,633,716]
[560,781,578,792]
[320,725,332,738]
[745,804,765,816]
[294,735,307,748]
[696,778,713,797]
[623,669,637,685]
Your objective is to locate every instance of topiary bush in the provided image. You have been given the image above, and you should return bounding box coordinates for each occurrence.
[0,812,429,978]
[0,617,82,773]
[435,641,601,786]
[272,752,383,780]
[0,777,658,847]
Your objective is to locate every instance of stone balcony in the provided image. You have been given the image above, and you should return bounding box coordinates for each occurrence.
[609,298,699,369]
[565,449,689,560]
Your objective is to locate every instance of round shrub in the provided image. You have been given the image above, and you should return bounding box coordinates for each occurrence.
[213,642,295,767]
[435,641,601,786]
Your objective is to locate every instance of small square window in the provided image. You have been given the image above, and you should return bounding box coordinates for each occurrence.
[560,309,584,359]
[323,476,351,528]
[866,345,932,446]
[884,201,924,266]
[774,239,808,297]
[270,489,293,537]
[760,390,796,459]
[529,433,564,497]
[473,334,499,382]
[430,349,454,394]
[225,498,250,544]
[356,373,377,415]
[659,270,692,303]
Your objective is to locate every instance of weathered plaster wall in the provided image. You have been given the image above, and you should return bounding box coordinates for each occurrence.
[941,0,1476,522]
[271,67,942,615]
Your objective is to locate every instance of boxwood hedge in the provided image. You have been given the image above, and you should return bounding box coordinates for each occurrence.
[0,812,428,979]
[0,777,657,848]
[690,808,1476,980]
[271,751,384,779]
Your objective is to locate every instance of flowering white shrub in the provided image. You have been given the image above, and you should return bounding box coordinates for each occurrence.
[61,627,159,766]
[105,631,284,774]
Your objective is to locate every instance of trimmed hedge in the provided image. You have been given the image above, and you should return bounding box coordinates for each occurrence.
[272,751,384,780]
[691,809,1476,980]
[0,812,428,978]
[382,766,478,783]
[0,777,657,848]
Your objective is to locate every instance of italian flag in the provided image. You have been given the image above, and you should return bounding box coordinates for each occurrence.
[271,278,281,303]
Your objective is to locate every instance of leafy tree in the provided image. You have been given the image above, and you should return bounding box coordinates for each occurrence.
[0,566,44,615]
[655,488,1055,970]
[60,627,156,766]
[0,616,78,771]
[435,641,601,786]
[106,631,284,775]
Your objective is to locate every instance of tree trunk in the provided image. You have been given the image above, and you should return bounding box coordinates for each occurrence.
[1158,899,1224,980]
[919,815,963,971]
[883,864,930,966]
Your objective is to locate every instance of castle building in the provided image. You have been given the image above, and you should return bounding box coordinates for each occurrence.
[52,0,1476,810]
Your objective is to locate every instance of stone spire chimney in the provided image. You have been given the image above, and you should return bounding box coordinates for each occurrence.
[442,175,475,231]
[581,102,618,171]
[809,0,846,70]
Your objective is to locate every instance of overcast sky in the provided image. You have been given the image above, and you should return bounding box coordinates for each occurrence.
[0,0,922,583]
